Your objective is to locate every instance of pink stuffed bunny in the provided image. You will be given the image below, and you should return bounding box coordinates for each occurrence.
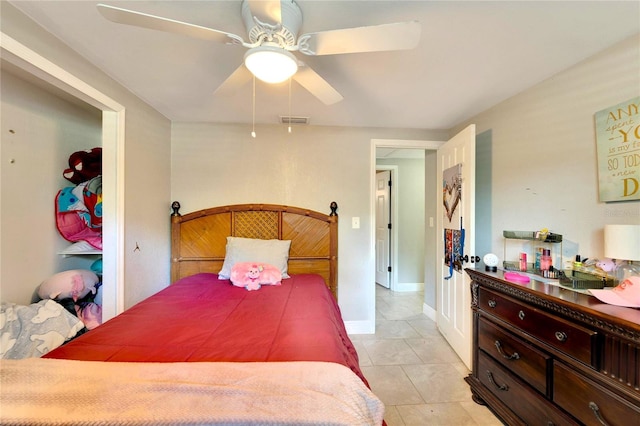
[230,262,282,291]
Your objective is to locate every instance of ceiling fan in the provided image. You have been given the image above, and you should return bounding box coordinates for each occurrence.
[97,1,421,105]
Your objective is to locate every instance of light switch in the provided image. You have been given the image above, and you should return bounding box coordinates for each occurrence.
[352,217,360,229]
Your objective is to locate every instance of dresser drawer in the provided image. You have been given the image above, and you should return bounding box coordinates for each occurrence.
[554,362,640,426]
[478,316,550,395]
[478,351,577,426]
[479,287,598,366]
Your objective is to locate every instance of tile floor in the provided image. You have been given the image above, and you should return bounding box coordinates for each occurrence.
[349,285,504,426]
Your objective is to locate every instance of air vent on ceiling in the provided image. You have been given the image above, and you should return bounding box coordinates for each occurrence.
[280,116,309,125]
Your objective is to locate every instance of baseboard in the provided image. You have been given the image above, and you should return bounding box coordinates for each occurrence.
[393,282,424,292]
[423,302,436,322]
[345,320,375,335]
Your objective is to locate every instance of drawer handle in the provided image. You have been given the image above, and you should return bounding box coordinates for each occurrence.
[488,299,497,308]
[588,402,610,426]
[486,371,509,391]
[518,310,525,320]
[555,331,568,342]
[494,340,520,360]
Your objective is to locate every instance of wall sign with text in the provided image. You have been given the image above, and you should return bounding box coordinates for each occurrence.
[594,97,640,202]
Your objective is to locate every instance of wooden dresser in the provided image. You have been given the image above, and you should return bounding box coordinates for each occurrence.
[465,268,640,426]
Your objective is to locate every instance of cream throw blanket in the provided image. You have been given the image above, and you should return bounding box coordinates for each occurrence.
[1,358,384,425]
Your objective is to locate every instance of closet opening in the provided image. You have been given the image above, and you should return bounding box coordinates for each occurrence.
[1,33,125,321]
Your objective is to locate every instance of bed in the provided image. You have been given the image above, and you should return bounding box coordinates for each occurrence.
[0,202,384,425]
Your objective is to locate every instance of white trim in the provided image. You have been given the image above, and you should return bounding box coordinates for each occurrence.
[372,139,444,150]
[101,110,126,319]
[423,302,437,322]
[344,320,376,335]
[394,282,424,292]
[1,33,126,320]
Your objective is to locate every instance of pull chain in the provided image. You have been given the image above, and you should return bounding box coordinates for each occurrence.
[288,77,292,133]
[251,75,256,138]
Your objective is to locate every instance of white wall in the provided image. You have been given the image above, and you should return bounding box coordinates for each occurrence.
[1,70,102,304]
[171,122,438,328]
[2,3,172,309]
[454,33,640,266]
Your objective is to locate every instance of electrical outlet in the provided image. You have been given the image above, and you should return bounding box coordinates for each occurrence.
[352,217,360,229]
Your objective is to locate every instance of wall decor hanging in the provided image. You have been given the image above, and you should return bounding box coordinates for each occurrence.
[594,96,640,202]
[443,164,462,224]
[443,164,464,278]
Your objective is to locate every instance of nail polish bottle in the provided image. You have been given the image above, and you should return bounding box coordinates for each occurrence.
[574,254,582,269]
[519,252,527,272]
[540,249,552,271]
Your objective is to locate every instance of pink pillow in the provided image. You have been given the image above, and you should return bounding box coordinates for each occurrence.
[230,262,282,291]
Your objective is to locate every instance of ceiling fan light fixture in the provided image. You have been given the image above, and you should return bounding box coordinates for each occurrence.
[244,45,298,84]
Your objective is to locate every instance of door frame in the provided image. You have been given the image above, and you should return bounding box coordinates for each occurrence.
[1,33,126,321]
[374,165,397,290]
[370,139,444,302]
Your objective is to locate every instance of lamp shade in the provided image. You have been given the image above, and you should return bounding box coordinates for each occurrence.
[604,224,640,261]
[244,45,298,84]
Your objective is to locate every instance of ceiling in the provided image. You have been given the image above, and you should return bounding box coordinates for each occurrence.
[8,1,640,130]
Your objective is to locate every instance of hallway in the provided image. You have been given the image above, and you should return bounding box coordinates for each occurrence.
[349,286,503,425]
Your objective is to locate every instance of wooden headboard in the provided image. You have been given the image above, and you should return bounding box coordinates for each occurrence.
[171,202,338,298]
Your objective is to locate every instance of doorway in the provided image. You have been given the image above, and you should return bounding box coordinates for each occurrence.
[375,152,428,293]
[372,139,443,305]
[2,33,126,320]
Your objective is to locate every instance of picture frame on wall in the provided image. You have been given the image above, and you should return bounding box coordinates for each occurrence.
[594,96,640,202]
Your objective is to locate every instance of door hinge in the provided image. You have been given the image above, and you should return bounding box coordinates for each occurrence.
[387,266,392,272]
[388,180,392,187]
[388,223,392,229]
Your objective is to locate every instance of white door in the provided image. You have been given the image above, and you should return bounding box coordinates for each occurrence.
[375,170,391,288]
[436,124,476,369]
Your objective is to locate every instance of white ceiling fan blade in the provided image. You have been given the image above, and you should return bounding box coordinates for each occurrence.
[213,64,252,97]
[293,65,343,105]
[300,21,421,56]
[246,0,282,24]
[96,4,242,44]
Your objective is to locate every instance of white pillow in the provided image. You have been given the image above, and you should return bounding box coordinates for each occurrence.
[218,237,291,279]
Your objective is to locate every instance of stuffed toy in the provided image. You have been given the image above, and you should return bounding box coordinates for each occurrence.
[55,176,102,249]
[75,302,102,330]
[63,147,102,184]
[596,258,620,273]
[37,270,99,302]
[230,262,282,291]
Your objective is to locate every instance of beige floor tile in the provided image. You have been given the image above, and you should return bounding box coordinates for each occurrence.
[403,363,472,403]
[407,317,441,337]
[362,338,423,365]
[382,405,405,426]
[374,318,423,339]
[396,403,478,425]
[459,401,505,425]
[405,336,460,364]
[360,365,424,406]
[352,340,372,366]
[351,285,502,425]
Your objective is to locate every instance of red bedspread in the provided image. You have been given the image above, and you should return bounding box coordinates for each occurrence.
[45,273,367,385]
